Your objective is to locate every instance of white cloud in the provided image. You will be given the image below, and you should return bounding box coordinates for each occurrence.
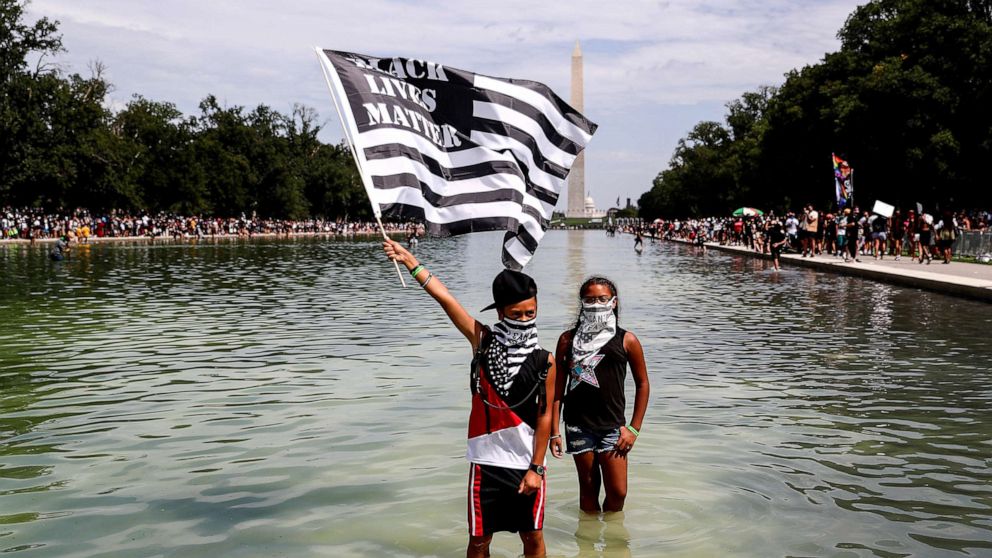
[26,0,861,205]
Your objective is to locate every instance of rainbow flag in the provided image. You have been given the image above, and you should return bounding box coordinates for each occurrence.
[833,153,853,208]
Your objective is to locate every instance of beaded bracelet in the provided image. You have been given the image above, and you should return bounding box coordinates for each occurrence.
[409,264,424,278]
[625,425,640,437]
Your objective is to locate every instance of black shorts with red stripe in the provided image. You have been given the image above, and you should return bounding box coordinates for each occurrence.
[468,463,545,536]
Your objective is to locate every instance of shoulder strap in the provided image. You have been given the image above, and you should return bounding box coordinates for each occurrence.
[470,326,492,395]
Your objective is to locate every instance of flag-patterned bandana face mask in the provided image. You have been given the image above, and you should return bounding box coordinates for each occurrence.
[486,317,540,398]
[570,297,617,390]
[578,298,616,330]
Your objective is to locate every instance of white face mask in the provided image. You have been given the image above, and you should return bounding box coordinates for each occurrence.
[499,316,537,345]
[502,316,536,327]
[580,297,616,321]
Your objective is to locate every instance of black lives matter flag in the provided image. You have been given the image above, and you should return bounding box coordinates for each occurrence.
[317,49,597,270]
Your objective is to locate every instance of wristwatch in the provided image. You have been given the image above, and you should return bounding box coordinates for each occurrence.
[529,463,546,476]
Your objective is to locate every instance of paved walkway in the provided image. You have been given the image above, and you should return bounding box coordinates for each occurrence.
[656,236,992,303]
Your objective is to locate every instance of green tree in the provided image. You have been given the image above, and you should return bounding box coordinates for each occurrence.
[642,0,992,217]
[640,121,734,218]
[0,0,366,219]
[286,105,368,220]
[0,0,62,205]
[111,95,205,213]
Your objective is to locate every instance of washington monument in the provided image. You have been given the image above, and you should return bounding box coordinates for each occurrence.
[566,40,586,218]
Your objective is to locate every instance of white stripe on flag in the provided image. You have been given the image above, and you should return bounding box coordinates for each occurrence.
[359,128,520,171]
[361,127,561,210]
[365,156,526,197]
[504,236,536,267]
[376,189,526,224]
[474,75,593,145]
[377,187,547,246]
[469,131,566,195]
[364,156,555,217]
[473,101,577,169]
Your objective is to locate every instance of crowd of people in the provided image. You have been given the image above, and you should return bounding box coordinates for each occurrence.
[647,207,991,270]
[1,207,416,243]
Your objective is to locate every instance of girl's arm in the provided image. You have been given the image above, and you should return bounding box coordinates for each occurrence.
[383,238,486,350]
[520,353,557,494]
[549,331,573,459]
[615,331,650,455]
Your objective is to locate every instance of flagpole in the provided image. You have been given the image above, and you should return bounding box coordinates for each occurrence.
[849,168,855,210]
[833,154,839,211]
[315,48,406,287]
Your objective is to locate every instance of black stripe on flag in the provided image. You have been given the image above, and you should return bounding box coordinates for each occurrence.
[472,118,570,179]
[497,78,598,136]
[364,143,559,207]
[507,219,541,253]
[480,90,586,155]
[379,204,515,237]
[371,174,525,207]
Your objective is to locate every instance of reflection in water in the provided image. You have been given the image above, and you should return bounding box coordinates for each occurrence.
[566,230,585,283]
[1,233,991,557]
[572,512,631,558]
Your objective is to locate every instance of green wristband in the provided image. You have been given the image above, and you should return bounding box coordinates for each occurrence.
[625,424,640,437]
[409,264,424,278]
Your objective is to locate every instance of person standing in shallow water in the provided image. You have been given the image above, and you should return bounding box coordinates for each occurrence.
[550,276,649,513]
[49,235,71,261]
[382,239,556,558]
[766,219,787,271]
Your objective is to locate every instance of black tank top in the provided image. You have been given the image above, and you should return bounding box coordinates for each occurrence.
[563,327,628,431]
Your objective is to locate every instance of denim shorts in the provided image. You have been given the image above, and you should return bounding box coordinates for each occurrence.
[565,424,621,454]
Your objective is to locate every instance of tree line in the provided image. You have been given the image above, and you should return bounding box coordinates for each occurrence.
[0,0,371,220]
[639,0,992,219]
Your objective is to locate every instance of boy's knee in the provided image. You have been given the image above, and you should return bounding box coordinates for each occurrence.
[468,534,492,548]
[520,530,543,543]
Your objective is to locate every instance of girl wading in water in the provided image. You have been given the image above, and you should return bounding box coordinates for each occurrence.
[551,277,649,513]
[382,239,557,558]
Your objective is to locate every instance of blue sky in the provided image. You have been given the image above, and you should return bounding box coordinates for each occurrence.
[26,0,864,210]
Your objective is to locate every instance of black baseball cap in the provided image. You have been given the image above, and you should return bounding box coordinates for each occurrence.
[481,269,538,311]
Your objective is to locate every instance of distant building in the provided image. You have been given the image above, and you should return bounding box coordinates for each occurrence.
[579,193,607,219]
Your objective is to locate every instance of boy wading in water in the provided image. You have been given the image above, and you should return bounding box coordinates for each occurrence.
[550,277,649,513]
[383,239,557,558]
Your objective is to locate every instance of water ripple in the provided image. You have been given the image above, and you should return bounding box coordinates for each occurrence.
[2,234,991,557]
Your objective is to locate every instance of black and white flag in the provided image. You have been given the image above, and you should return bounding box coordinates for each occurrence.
[316,49,597,270]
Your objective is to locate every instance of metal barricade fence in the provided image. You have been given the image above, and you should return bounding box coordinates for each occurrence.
[953,230,992,258]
